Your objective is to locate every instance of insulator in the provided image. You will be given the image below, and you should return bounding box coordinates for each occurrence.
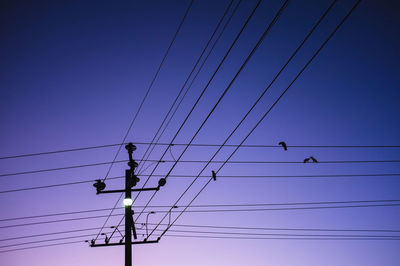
[128,161,138,168]
[158,178,166,187]
[125,143,137,152]
[93,180,106,192]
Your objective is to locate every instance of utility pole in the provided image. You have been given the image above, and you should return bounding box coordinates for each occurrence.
[125,142,135,266]
[90,142,166,266]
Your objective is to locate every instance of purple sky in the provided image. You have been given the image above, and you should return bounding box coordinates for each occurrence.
[1,0,399,265]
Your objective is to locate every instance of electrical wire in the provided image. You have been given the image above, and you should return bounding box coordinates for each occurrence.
[0,240,84,253]
[2,142,399,160]
[134,0,291,228]
[0,214,123,229]
[136,0,236,175]
[0,227,107,242]
[1,229,399,250]
[2,199,399,222]
[158,223,400,233]
[164,234,400,241]
[2,202,400,229]
[1,173,399,194]
[2,158,400,178]
[101,0,195,183]
[91,0,195,242]
[136,0,243,177]
[148,0,339,239]
[130,0,266,211]
[4,221,400,243]
[127,1,242,236]
[0,230,400,253]
[97,0,276,240]
[0,233,110,249]
[151,228,400,238]
[157,0,363,240]
[2,233,399,253]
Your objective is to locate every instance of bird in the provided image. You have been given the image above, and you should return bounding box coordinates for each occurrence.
[279,141,287,151]
[310,156,318,163]
[212,170,217,181]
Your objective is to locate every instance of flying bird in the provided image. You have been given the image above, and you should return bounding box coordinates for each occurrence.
[279,141,287,151]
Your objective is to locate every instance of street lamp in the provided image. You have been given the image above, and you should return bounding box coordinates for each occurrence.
[123,198,133,206]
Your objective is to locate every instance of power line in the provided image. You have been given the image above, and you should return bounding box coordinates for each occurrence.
[1,228,399,250]
[128,0,268,229]
[2,142,399,160]
[0,232,110,249]
[2,233,399,254]
[0,234,400,253]
[101,0,195,183]
[90,2,196,244]
[164,234,400,241]
[0,143,122,160]
[0,175,126,194]
[2,158,400,178]
[136,0,237,176]
[157,0,363,240]
[0,160,129,178]
[136,0,243,178]
[108,0,244,242]
[2,202,400,229]
[0,240,84,253]
[133,0,291,237]
[162,223,400,233]
[0,227,106,242]
[1,173,399,194]
[153,228,400,238]
[0,208,123,222]
[0,214,123,229]
[2,199,400,222]
[3,221,399,243]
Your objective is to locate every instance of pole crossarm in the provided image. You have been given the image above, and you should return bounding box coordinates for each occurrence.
[97,187,159,194]
[90,239,159,247]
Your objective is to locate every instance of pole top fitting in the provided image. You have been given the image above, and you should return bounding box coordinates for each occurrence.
[128,161,138,168]
[125,142,136,152]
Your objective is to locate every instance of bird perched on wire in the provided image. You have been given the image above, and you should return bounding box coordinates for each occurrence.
[279,141,287,151]
[212,170,217,181]
[303,156,318,163]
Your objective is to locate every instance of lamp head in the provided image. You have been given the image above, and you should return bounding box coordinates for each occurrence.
[123,198,133,206]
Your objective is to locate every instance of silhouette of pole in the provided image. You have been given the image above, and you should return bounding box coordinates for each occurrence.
[125,143,136,266]
[90,142,162,264]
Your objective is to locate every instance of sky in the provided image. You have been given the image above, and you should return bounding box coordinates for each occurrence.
[0,0,399,265]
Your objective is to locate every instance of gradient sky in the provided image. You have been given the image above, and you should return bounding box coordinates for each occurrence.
[1,0,399,265]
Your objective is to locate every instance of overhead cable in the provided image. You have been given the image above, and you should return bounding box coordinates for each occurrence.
[1,173,399,194]
[157,0,363,240]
